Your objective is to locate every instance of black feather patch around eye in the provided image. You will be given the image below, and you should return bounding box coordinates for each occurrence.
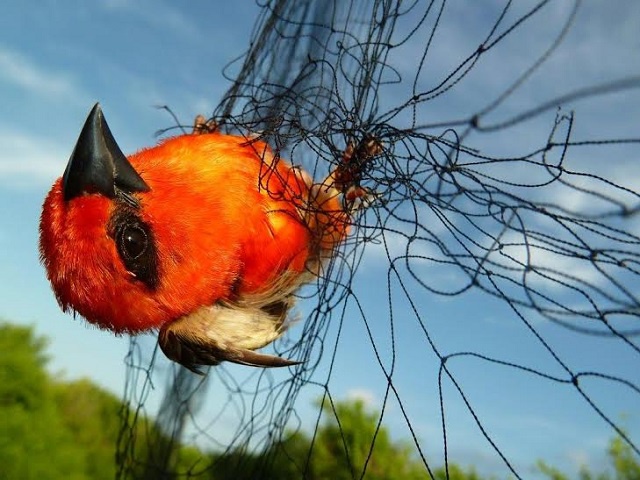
[108,205,159,290]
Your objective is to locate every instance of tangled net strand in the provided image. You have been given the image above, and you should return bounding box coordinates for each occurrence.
[117,1,640,478]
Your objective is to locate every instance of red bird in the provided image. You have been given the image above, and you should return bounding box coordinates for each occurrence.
[39,104,363,372]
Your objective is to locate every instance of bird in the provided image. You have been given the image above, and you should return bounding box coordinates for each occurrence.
[39,103,375,373]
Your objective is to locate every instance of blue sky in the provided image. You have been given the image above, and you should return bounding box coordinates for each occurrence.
[1,1,639,478]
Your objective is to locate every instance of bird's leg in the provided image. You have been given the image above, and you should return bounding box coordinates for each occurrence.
[296,135,383,262]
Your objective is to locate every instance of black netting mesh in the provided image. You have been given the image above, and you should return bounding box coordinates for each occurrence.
[116,1,640,478]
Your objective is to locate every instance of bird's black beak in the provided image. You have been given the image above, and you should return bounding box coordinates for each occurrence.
[62,103,150,201]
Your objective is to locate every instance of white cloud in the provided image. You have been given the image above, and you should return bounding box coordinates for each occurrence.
[0,45,87,102]
[346,388,376,407]
[566,449,591,471]
[546,160,640,216]
[98,0,204,42]
[491,229,603,291]
[0,129,67,187]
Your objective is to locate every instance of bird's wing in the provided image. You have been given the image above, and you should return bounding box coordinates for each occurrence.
[158,285,303,373]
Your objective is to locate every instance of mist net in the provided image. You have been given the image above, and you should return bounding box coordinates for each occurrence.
[116,1,640,478]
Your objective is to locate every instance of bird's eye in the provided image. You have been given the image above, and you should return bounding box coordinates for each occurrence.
[110,210,159,290]
[119,225,148,260]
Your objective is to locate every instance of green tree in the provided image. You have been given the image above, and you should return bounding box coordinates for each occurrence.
[4,319,636,480]
[53,379,123,480]
[307,397,428,479]
[0,321,212,480]
[538,433,640,480]
[432,464,484,480]
[245,397,490,480]
[0,322,86,479]
[607,434,640,480]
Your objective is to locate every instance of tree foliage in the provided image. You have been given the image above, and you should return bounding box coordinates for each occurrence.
[0,322,198,480]
[537,434,640,480]
[310,397,426,479]
[209,397,543,480]
[0,322,85,479]
[0,320,637,479]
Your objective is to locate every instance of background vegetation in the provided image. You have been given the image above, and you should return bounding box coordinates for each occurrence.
[1,321,636,479]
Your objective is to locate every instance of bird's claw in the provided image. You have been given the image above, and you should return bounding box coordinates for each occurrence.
[344,185,379,214]
[192,115,218,135]
[319,135,383,214]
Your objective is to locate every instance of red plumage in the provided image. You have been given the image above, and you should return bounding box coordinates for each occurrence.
[40,105,358,370]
